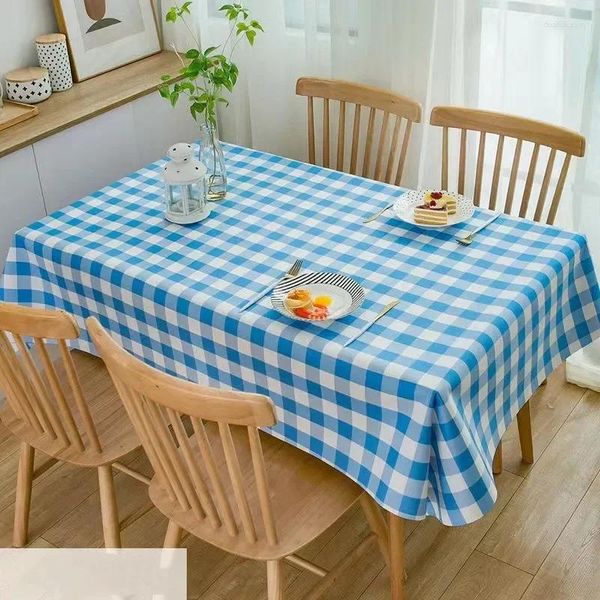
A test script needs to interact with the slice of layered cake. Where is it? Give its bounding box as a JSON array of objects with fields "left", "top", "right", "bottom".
[{"left": 414, "top": 202, "right": 448, "bottom": 225}]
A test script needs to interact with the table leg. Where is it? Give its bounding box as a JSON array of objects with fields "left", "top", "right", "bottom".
[
  {"left": 388, "top": 512, "right": 405, "bottom": 600},
  {"left": 493, "top": 440, "right": 503, "bottom": 475}
]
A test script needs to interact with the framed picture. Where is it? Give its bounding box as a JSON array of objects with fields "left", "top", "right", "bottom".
[{"left": 53, "top": 0, "right": 161, "bottom": 81}]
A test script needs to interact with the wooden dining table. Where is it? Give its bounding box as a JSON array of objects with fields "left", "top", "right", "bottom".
[{"left": 2, "top": 143, "right": 599, "bottom": 598}]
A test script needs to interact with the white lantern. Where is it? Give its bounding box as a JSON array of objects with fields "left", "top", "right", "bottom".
[{"left": 162, "top": 143, "right": 211, "bottom": 224}]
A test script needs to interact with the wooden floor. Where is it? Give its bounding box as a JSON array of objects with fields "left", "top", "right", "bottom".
[{"left": 0, "top": 364, "right": 599, "bottom": 599}]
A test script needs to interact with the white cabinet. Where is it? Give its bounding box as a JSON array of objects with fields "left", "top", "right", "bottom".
[
  {"left": 34, "top": 103, "right": 140, "bottom": 215},
  {"left": 0, "top": 147, "right": 46, "bottom": 268},
  {"left": 34, "top": 94, "right": 196, "bottom": 215},
  {"left": 0, "top": 92, "right": 198, "bottom": 269}
]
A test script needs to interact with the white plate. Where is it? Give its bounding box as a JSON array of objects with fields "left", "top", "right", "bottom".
[
  {"left": 271, "top": 272, "right": 364, "bottom": 323},
  {"left": 392, "top": 190, "right": 474, "bottom": 229}
]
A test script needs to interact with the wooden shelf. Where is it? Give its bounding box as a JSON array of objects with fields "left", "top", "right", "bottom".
[{"left": 0, "top": 51, "right": 183, "bottom": 158}]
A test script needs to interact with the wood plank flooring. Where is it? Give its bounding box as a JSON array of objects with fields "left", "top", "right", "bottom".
[{"left": 0, "top": 364, "right": 598, "bottom": 599}]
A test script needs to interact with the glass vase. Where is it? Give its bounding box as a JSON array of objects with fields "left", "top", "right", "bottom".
[{"left": 198, "top": 122, "right": 227, "bottom": 201}]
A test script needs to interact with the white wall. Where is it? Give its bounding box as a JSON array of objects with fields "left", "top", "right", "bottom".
[{"left": 0, "top": 0, "right": 57, "bottom": 79}]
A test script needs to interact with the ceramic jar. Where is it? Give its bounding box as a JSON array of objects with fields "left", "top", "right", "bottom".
[
  {"left": 35, "top": 33, "right": 73, "bottom": 92},
  {"left": 5, "top": 67, "right": 52, "bottom": 104}
]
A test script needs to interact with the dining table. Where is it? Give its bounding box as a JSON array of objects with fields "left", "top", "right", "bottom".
[{"left": 2, "top": 142, "right": 600, "bottom": 599}]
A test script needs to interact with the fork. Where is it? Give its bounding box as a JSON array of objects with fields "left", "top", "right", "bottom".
[
  {"left": 239, "top": 259, "right": 303, "bottom": 311},
  {"left": 455, "top": 213, "right": 501, "bottom": 246},
  {"left": 363, "top": 203, "right": 394, "bottom": 224}
]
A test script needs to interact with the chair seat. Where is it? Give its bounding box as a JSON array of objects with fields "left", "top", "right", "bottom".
[
  {"left": 149, "top": 424, "right": 363, "bottom": 560},
  {"left": 0, "top": 349, "right": 139, "bottom": 467}
]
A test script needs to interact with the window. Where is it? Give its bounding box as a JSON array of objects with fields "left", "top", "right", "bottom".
[
  {"left": 479, "top": 0, "right": 593, "bottom": 124},
  {"left": 207, "top": 0, "right": 226, "bottom": 18},
  {"left": 476, "top": 0, "right": 594, "bottom": 221},
  {"left": 283, "top": 0, "right": 331, "bottom": 33},
  {"left": 207, "top": 0, "right": 331, "bottom": 29},
  {"left": 481, "top": 0, "right": 592, "bottom": 20}
]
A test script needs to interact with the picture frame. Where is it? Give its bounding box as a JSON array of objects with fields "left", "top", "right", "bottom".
[{"left": 53, "top": 0, "right": 162, "bottom": 82}]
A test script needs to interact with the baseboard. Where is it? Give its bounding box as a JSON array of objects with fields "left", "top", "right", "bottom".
[{"left": 566, "top": 349, "right": 600, "bottom": 393}]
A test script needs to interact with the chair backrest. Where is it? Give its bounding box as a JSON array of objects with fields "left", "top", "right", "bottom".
[
  {"left": 87, "top": 317, "right": 280, "bottom": 547},
  {"left": 430, "top": 106, "right": 586, "bottom": 224},
  {"left": 0, "top": 303, "right": 102, "bottom": 455},
  {"left": 296, "top": 77, "right": 422, "bottom": 186}
]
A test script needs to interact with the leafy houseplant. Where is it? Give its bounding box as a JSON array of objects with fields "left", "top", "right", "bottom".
[{"left": 159, "top": 3, "right": 263, "bottom": 200}]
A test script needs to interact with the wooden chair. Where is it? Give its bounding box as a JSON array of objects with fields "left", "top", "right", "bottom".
[
  {"left": 296, "top": 77, "right": 422, "bottom": 186},
  {"left": 88, "top": 317, "right": 397, "bottom": 599},
  {"left": 429, "top": 106, "right": 585, "bottom": 224},
  {"left": 0, "top": 304, "right": 144, "bottom": 548},
  {"left": 430, "top": 106, "right": 586, "bottom": 473}
]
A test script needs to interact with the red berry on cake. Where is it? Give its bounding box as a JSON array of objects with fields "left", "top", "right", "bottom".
[{"left": 426, "top": 190, "right": 457, "bottom": 215}]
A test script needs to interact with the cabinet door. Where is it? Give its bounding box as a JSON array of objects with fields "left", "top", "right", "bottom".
[
  {"left": 132, "top": 92, "right": 196, "bottom": 166},
  {"left": 35, "top": 95, "right": 196, "bottom": 215},
  {"left": 34, "top": 103, "right": 140, "bottom": 215},
  {"left": 0, "top": 146, "right": 47, "bottom": 270}
]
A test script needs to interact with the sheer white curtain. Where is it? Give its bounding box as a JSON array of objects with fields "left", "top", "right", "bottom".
[
  {"left": 192, "top": 0, "right": 482, "bottom": 188},
  {"left": 187, "top": 0, "right": 600, "bottom": 387},
  {"left": 566, "top": 0, "right": 600, "bottom": 388}
]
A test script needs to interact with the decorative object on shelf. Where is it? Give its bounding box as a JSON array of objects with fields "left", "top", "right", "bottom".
[
  {"left": 162, "top": 142, "right": 210, "bottom": 224},
  {"left": 5, "top": 68, "right": 52, "bottom": 104},
  {"left": 52, "top": 0, "right": 161, "bottom": 82},
  {"left": 35, "top": 33, "right": 73, "bottom": 92},
  {"left": 83, "top": 0, "right": 121, "bottom": 31},
  {"left": 159, "top": 3, "right": 264, "bottom": 201},
  {"left": 0, "top": 101, "right": 39, "bottom": 132}
]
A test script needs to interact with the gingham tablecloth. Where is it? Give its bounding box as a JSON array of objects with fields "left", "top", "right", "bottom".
[{"left": 2, "top": 143, "right": 599, "bottom": 525}]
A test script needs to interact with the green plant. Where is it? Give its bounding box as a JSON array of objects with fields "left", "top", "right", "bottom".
[{"left": 159, "top": 2, "right": 263, "bottom": 128}]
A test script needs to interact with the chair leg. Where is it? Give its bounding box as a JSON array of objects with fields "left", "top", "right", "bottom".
[
  {"left": 388, "top": 514, "right": 405, "bottom": 600},
  {"left": 360, "top": 494, "right": 391, "bottom": 569},
  {"left": 266, "top": 560, "right": 284, "bottom": 600},
  {"left": 517, "top": 400, "right": 534, "bottom": 464},
  {"left": 97, "top": 465, "right": 121, "bottom": 548},
  {"left": 13, "top": 443, "right": 34, "bottom": 548},
  {"left": 164, "top": 520, "right": 182, "bottom": 548}
]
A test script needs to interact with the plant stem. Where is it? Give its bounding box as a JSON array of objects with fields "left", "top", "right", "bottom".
[
  {"left": 211, "top": 128, "right": 218, "bottom": 192},
  {"left": 229, "top": 35, "right": 244, "bottom": 60},
  {"left": 178, "top": 10, "right": 201, "bottom": 49},
  {"left": 222, "top": 20, "right": 237, "bottom": 55},
  {"left": 171, "top": 43, "right": 186, "bottom": 67},
  {"left": 201, "top": 120, "right": 219, "bottom": 195}
]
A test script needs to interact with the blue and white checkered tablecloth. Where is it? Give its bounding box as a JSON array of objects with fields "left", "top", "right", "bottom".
[{"left": 2, "top": 143, "right": 599, "bottom": 525}]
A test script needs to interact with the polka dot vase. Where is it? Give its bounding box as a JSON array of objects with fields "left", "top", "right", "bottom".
[
  {"left": 35, "top": 33, "right": 73, "bottom": 92},
  {"left": 5, "top": 67, "right": 52, "bottom": 104}
]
